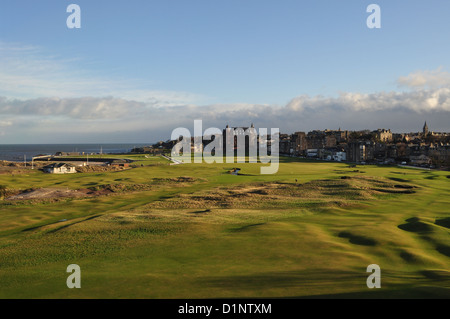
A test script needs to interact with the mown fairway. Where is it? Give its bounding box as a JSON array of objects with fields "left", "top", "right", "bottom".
[{"left": 0, "top": 156, "right": 449, "bottom": 298}]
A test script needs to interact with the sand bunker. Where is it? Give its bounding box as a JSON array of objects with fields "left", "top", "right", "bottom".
[
  {"left": 6, "top": 188, "right": 99, "bottom": 200},
  {"left": 7, "top": 188, "right": 87, "bottom": 200}
]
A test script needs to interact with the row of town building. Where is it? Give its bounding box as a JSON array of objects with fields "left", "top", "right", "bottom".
[
  {"left": 279, "top": 122, "right": 450, "bottom": 168},
  {"left": 136, "top": 122, "right": 450, "bottom": 169}
]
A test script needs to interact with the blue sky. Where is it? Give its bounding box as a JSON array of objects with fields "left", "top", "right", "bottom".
[{"left": 0, "top": 1, "right": 450, "bottom": 143}]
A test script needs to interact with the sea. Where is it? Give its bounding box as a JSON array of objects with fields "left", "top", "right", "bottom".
[{"left": 0, "top": 144, "right": 150, "bottom": 162}]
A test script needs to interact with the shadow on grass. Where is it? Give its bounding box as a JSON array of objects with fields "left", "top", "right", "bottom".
[
  {"left": 197, "top": 269, "right": 450, "bottom": 298},
  {"left": 190, "top": 209, "right": 211, "bottom": 215},
  {"left": 399, "top": 250, "right": 424, "bottom": 264},
  {"left": 338, "top": 231, "right": 378, "bottom": 246},
  {"left": 296, "top": 286, "right": 450, "bottom": 299},
  {"left": 388, "top": 177, "right": 410, "bottom": 183},
  {"left": 197, "top": 269, "right": 363, "bottom": 290},
  {"left": 436, "top": 244, "right": 450, "bottom": 258},
  {"left": 229, "top": 223, "right": 267, "bottom": 233},
  {"left": 435, "top": 217, "right": 450, "bottom": 229},
  {"left": 398, "top": 218, "right": 433, "bottom": 233}
]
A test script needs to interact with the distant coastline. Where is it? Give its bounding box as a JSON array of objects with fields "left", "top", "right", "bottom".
[{"left": 0, "top": 144, "right": 150, "bottom": 162}]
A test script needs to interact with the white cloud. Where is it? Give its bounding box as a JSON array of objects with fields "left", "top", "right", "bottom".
[
  {"left": 0, "top": 97, "right": 147, "bottom": 120},
  {"left": 286, "top": 88, "right": 450, "bottom": 113},
  {"left": 398, "top": 67, "right": 450, "bottom": 90}
]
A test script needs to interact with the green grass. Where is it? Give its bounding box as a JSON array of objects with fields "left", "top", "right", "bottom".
[{"left": 0, "top": 156, "right": 449, "bottom": 298}]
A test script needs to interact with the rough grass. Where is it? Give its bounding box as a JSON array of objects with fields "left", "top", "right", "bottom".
[{"left": 150, "top": 176, "right": 413, "bottom": 209}]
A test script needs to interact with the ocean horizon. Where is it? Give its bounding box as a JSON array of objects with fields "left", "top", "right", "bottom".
[{"left": 0, "top": 143, "right": 151, "bottom": 162}]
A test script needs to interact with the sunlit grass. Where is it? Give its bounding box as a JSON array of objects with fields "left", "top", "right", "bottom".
[{"left": 0, "top": 156, "right": 449, "bottom": 298}]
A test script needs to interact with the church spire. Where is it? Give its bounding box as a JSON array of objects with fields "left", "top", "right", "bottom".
[{"left": 423, "top": 121, "right": 429, "bottom": 135}]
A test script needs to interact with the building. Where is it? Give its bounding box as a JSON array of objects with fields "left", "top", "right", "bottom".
[
  {"left": 279, "top": 135, "right": 291, "bottom": 155},
  {"left": 325, "top": 135, "right": 337, "bottom": 147},
  {"left": 423, "top": 121, "right": 429, "bottom": 136},
  {"left": 334, "top": 129, "right": 350, "bottom": 143},
  {"left": 375, "top": 129, "right": 393, "bottom": 143},
  {"left": 306, "top": 149, "right": 319, "bottom": 158},
  {"left": 108, "top": 159, "right": 130, "bottom": 168},
  {"left": 43, "top": 163, "right": 77, "bottom": 174},
  {"left": 307, "top": 131, "right": 325, "bottom": 149},
  {"left": 333, "top": 152, "right": 347, "bottom": 162},
  {"left": 347, "top": 142, "right": 374, "bottom": 163},
  {"left": 291, "top": 132, "right": 307, "bottom": 155},
  {"left": 221, "top": 124, "right": 258, "bottom": 155},
  {"left": 410, "top": 154, "right": 431, "bottom": 166}
]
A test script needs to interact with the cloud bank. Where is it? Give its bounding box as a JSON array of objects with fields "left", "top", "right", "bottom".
[
  {"left": 0, "top": 41, "right": 448, "bottom": 143},
  {"left": 1, "top": 83, "right": 449, "bottom": 143}
]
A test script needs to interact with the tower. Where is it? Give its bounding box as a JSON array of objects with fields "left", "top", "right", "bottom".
[{"left": 423, "top": 121, "right": 429, "bottom": 136}]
